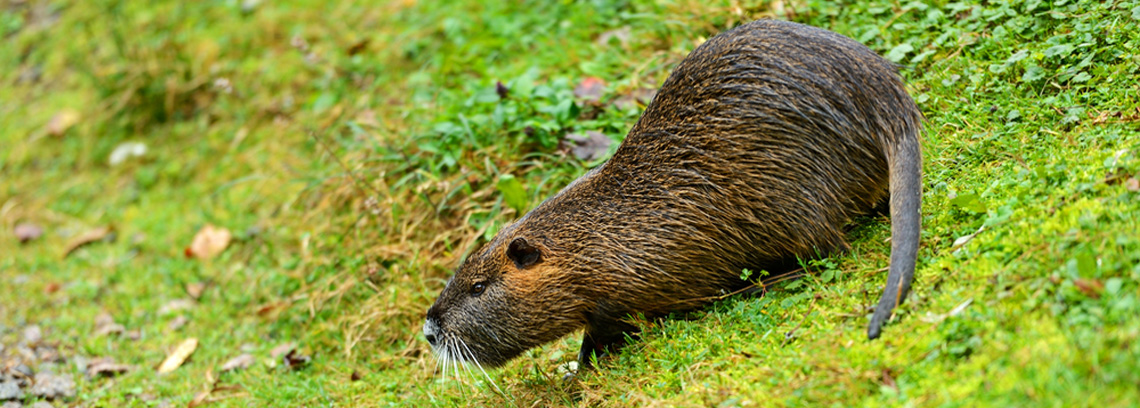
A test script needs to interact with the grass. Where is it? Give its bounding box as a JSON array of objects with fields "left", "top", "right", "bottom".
[{"left": 2, "top": 0, "right": 1139, "bottom": 406}]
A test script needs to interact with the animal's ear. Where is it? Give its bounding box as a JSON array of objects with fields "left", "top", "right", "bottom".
[{"left": 507, "top": 237, "right": 541, "bottom": 269}]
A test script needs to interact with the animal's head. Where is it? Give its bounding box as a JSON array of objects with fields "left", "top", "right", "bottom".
[{"left": 423, "top": 227, "right": 588, "bottom": 367}]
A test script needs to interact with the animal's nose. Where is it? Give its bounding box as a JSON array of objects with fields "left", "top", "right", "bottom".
[{"left": 423, "top": 318, "right": 440, "bottom": 347}]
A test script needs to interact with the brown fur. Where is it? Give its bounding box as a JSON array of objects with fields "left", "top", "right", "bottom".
[{"left": 424, "top": 19, "right": 923, "bottom": 369}]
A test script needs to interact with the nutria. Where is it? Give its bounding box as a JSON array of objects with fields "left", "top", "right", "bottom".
[{"left": 423, "top": 19, "right": 922, "bottom": 370}]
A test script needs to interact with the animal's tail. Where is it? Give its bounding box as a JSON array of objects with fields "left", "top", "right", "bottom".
[{"left": 868, "top": 123, "right": 922, "bottom": 340}]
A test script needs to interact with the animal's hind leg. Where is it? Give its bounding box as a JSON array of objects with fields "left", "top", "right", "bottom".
[
  {"left": 576, "top": 322, "right": 639, "bottom": 371},
  {"left": 741, "top": 239, "right": 850, "bottom": 295}
]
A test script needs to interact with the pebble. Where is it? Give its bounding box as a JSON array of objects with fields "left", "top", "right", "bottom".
[
  {"left": 0, "top": 381, "right": 23, "bottom": 401},
  {"left": 29, "top": 373, "right": 75, "bottom": 400},
  {"left": 22, "top": 327, "right": 42, "bottom": 346}
]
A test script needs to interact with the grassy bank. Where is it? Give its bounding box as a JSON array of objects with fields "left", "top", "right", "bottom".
[{"left": 2, "top": 0, "right": 1139, "bottom": 406}]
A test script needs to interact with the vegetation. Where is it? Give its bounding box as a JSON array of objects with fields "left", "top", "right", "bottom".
[{"left": 2, "top": 0, "right": 1138, "bottom": 406}]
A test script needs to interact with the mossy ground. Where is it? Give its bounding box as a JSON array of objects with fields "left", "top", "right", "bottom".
[{"left": 2, "top": 0, "right": 1139, "bottom": 406}]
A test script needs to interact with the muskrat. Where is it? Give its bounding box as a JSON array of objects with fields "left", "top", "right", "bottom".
[{"left": 423, "top": 19, "right": 922, "bottom": 370}]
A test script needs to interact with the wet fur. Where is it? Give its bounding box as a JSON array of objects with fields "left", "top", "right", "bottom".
[{"left": 425, "top": 19, "right": 922, "bottom": 368}]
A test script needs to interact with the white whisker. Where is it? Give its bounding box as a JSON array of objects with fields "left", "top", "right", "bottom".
[
  {"left": 441, "top": 338, "right": 451, "bottom": 385},
  {"left": 451, "top": 338, "right": 467, "bottom": 398},
  {"left": 459, "top": 338, "right": 502, "bottom": 393}
]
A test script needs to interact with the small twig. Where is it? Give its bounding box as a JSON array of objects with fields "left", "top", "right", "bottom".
[{"left": 781, "top": 295, "right": 818, "bottom": 346}]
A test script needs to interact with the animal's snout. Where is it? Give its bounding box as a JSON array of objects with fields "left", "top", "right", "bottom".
[{"left": 423, "top": 317, "right": 440, "bottom": 347}]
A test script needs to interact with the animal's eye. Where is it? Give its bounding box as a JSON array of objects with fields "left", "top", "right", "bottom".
[{"left": 470, "top": 282, "right": 486, "bottom": 296}]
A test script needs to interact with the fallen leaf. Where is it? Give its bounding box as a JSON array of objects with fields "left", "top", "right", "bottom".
[
  {"left": 189, "top": 390, "right": 211, "bottom": 408},
  {"left": 1074, "top": 278, "right": 1104, "bottom": 299},
  {"left": 86, "top": 357, "right": 130, "bottom": 378},
  {"left": 62, "top": 226, "right": 113, "bottom": 258},
  {"left": 1127, "top": 178, "right": 1139, "bottom": 192},
  {"left": 350, "top": 370, "right": 363, "bottom": 381},
  {"left": 188, "top": 384, "right": 245, "bottom": 408},
  {"left": 36, "top": 345, "right": 63, "bottom": 363},
  {"left": 345, "top": 38, "right": 370, "bottom": 56},
  {"left": 187, "top": 225, "right": 232, "bottom": 260},
  {"left": 93, "top": 313, "right": 125, "bottom": 337},
  {"left": 269, "top": 343, "right": 296, "bottom": 359},
  {"left": 219, "top": 354, "right": 254, "bottom": 372},
  {"left": 158, "top": 299, "right": 196, "bottom": 315},
  {"left": 881, "top": 369, "right": 898, "bottom": 391},
  {"left": 46, "top": 109, "right": 80, "bottom": 137},
  {"left": 282, "top": 349, "right": 311, "bottom": 371},
  {"left": 157, "top": 338, "right": 198, "bottom": 374},
  {"left": 43, "top": 282, "right": 62, "bottom": 294},
  {"left": 186, "top": 282, "right": 207, "bottom": 300},
  {"left": 561, "top": 131, "right": 613, "bottom": 161},
  {"left": 573, "top": 77, "right": 606, "bottom": 103},
  {"left": 167, "top": 315, "right": 189, "bottom": 331},
  {"left": 14, "top": 222, "right": 43, "bottom": 243},
  {"left": 255, "top": 301, "right": 289, "bottom": 319}
]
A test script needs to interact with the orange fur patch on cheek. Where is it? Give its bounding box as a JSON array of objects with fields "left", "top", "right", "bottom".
[{"left": 502, "top": 264, "right": 554, "bottom": 298}]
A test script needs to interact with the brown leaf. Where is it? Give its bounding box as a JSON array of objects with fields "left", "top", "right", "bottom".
[
  {"left": 188, "top": 390, "right": 211, "bottom": 408},
  {"left": 188, "top": 384, "right": 245, "bottom": 408},
  {"left": 87, "top": 357, "right": 130, "bottom": 378},
  {"left": 187, "top": 224, "right": 232, "bottom": 260},
  {"left": 15, "top": 222, "right": 44, "bottom": 243},
  {"left": 1074, "top": 278, "right": 1104, "bottom": 298},
  {"left": 186, "top": 282, "right": 208, "bottom": 300},
  {"left": 62, "top": 226, "right": 113, "bottom": 258},
  {"left": 282, "top": 349, "right": 311, "bottom": 371},
  {"left": 346, "top": 38, "right": 370, "bottom": 56},
  {"left": 43, "top": 282, "right": 62, "bottom": 294},
  {"left": 254, "top": 301, "right": 289, "bottom": 319},
  {"left": 269, "top": 343, "right": 296, "bottom": 359},
  {"left": 219, "top": 354, "right": 254, "bottom": 372},
  {"left": 573, "top": 77, "right": 606, "bottom": 103},
  {"left": 561, "top": 131, "right": 613, "bottom": 161},
  {"left": 46, "top": 109, "right": 80, "bottom": 137},
  {"left": 1126, "top": 178, "right": 1139, "bottom": 192},
  {"left": 157, "top": 338, "right": 199, "bottom": 374},
  {"left": 881, "top": 369, "right": 898, "bottom": 391},
  {"left": 93, "top": 313, "right": 125, "bottom": 337},
  {"left": 350, "top": 370, "right": 363, "bottom": 381}
]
